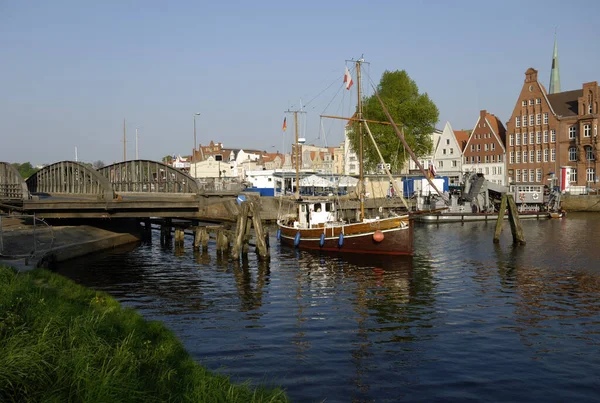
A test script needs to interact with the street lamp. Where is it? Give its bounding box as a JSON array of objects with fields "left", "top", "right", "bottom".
[{"left": 193, "top": 112, "right": 201, "bottom": 178}]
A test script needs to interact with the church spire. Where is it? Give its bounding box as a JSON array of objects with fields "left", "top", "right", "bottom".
[{"left": 549, "top": 33, "right": 561, "bottom": 94}]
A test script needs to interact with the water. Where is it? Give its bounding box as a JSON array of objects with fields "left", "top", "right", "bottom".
[{"left": 57, "top": 213, "right": 600, "bottom": 402}]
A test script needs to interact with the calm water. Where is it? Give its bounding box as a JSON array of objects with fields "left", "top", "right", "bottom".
[{"left": 57, "top": 213, "right": 600, "bottom": 402}]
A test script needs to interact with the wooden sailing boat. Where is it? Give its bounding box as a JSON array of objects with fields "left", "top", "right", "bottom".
[{"left": 276, "top": 59, "right": 414, "bottom": 255}]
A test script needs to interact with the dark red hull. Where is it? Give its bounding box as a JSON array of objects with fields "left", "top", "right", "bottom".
[{"left": 277, "top": 216, "right": 413, "bottom": 255}]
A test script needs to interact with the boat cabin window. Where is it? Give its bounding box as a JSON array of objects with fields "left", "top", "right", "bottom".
[
  {"left": 315, "top": 203, "right": 322, "bottom": 212},
  {"left": 325, "top": 202, "right": 333, "bottom": 212},
  {"left": 301, "top": 205, "right": 306, "bottom": 212}
]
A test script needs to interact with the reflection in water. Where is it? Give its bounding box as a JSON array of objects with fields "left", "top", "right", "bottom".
[{"left": 56, "top": 216, "right": 600, "bottom": 402}]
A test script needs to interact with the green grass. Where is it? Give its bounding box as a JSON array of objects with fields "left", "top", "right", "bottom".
[{"left": 0, "top": 265, "right": 289, "bottom": 403}]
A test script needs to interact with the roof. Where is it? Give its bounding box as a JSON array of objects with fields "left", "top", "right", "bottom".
[
  {"left": 453, "top": 130, "right": 470, "bottom": 151},
  {"left": 485, "top": 113, "right": 506, "bottom": 143},
  {"left": 547, "top": 89, "right": 582, "bottom": 117}
]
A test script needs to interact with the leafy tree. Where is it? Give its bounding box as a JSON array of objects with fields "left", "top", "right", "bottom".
[
  {"left": 11, "top": 162, "right": 39, "bottom": 179},
  {"left": 92, "top": 160, "right": 105, "bottom": 169},
  {"left": 162, "top": 155, "right": 173, "bottom": 164},
  {"left": 346, "top": 70, "right": 439, "bottom": 172}
]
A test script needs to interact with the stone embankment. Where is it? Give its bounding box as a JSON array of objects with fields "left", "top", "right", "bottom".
[
  {"left": 562, "top": 194, "right": 600, "bottom": 212},
  {"left": 0, "top": 217, "right": 141, "bottom": 272}
]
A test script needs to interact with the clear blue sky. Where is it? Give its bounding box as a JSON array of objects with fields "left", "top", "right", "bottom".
[{"left": 1, "top": 0, "right": 599, "bottom": 166}]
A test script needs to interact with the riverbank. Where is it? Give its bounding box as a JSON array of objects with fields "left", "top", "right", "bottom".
[{"left": 0, "top": 265, "right": 288, "bottom": 402}]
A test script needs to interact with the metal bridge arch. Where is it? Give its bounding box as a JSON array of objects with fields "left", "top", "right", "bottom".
[
  {"left": 26, "top": 161, "right": 115, "bottom": 200},
  {"left": 98, "top": 160, "right": 199, "bottom": 193},
  {"left": 0, "top": 162, "right": 30, "bottom": 200}
]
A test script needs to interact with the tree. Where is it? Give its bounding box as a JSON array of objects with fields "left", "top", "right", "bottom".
[
  {"left": 162, "top": 155, "right": 173, "bottom": 164},
  {"left": 346, "top": 70, "right": 439, "bottom": 173},
  {"left": 11, "top": 162, "right": 39, "bottom": 179},
  {"left": 92, "top": 160, "right": 105, "bottom": 169}
]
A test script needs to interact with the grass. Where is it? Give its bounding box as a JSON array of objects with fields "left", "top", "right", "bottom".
[{"left": 0, "top": 265, "right": 289, "bottom": 403}]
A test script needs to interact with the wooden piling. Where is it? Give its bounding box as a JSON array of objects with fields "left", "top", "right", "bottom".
[
  {"left": 250, "top": 202, "right": 269, "bottom": 260},
  {"left": 193, "top": 228, "right": 201, "bottom": 250},
  {"left": 232, "top": 202, "right": 250, "bottom": 259},
  {"left": 506, "top": 194, "right": 526, "bottom": 245},
  {"left": 174, "top": 228, "right": 185, "bottom": 247},
  {"left": 493, "top": 195, "right": 508, "bottom": 243},
  {"left": 216, "top": 229, "right": 229, "bottom": 254},
  {"left": 200, "top": 227, "right": 209, "bottom": 252}
]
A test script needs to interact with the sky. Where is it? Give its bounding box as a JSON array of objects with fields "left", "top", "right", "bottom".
[{"left": 1, "top": 0, "right": 599, "bottom": 167}]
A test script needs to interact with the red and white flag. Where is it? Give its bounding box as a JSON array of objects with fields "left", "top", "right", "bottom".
[{"left": 344, "top": 66, "right": 353, "bottom": 90}]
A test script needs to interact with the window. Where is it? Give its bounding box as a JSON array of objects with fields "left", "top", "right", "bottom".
[
  {"left": 443, "top": 149, "right": 446, "bottom": 154},
  {"left": 491, "top": 143, "right": 495, "bottom": 151},
  {"left": 589, "top": 104, "right": 593, "bottom": 114},
  {"left": 523, "top": 170, "right": 528, "bottom": 182},
  {"left": 530, "top": 152, "right": 534, "bottom": 163},
  {"left": 536, "top": 98, "right": 541, "bottom": 104},
  {"left": 485, "top": 167, "right": 489, "bottom": 175},
  {"left": 530, "top": 133, "right": 535, "bottom": 144},
  {"left": 536, "top": 150, "right": 541, "bottom": 162},
  {"left": 569, "top": 126, "right": 576, "bottom": 139},
  {"left": 477, "top": 144, "right": 481, "bottom": 151},
  {"left": 587, "top": 168, "right": 595, "bottom": 183},
  {"left": 586, "top": 146, "right": 595, "bottom": 161},
  {"left": 544, "top": 130, "right": 549, "bottom": 143},
  {"left": 544, "top": 112, "right": 548, "bottom": 124},
  {"left": 498, "top": 166, "right": 502, "bottom": 175},
  {"left": 491, "top": 155, "right": 495, "bottom": 162},
  {"left": 536, "top": 169, "right": 542, "bottom": 182},
  {"left": 510, "top": 151, "right": 515, "bottom": 164},
  {"left": 523, "top": 151, "right": 528, "bottom": 163},
  {"left": 509, "top": 134, "right": 514, "bottom": 146},
  {"left": 452, "top": 160, "right": 457, "bottom": 167},
  {"left": 516, "top": 152, "right": 521, "bottom": 163},
  {"left": 536, "top": 131, "right": 541, "bottom": 144},
  {"left": 530, "top": 169, "right": 535, "bottom": 182},
  {"left": 551, "top": 148, "right": 556, "bottom": 161},
  {"left": 477, "top": 156, "right": 481, "bottom": 163},
  {"left": 530, "top": 115, "right": 534, "bottom": 126},
  {"left": 446, "top": 139, "right": 450, "bottom": 145},
  {"left": 516, "top": 169, "right": 521, "bottom": 182},
  {"left": 516, "top": 133, "right": 521, "bottom": 145},
  {"left": 522, "top": 100, "right": 527, "bottom": 106},
  {"left": 536, "top": 113, "right": 541, "bottom": 125},
  {"left": 523, "top": 115, "right": 527, "bottom": 127},
  {"left": 584, "top": 124, "right": 591, "bottom": 137},
  {"left": 498, "top": 154, "right": 503, "bottom": 162},
  {"left": 464, "top": 157, "right": 469, "bottom": 164},
  {"left": 551, "top": 129, "right": 556, "bottom": 142},
  {"left": 493, "top": 167, "right": 497, "bottom": 175},
  {"left": 523, "top": 134, "right": 528, "bottom": 145},
  {"left": 450, "top": 148, "right": 454, "bottom": 154},
  {"left": 485, "top": 155, "right": 489, "bottom": 163},
  {"left": 529, "top": 99, "right": 534, "bottom": 105},
  {"left": 569, "top": 147, "right": 577, "bottom": 161},
  {"left": 471, "top": 144, "right": 474, "bottom": 151},
  {"left": 439, "top": 160, "right": 444, "bottom": 167},
  {"left": 484, "top": 144, "right": 489, "bottom": 151},
  {"left": 570, "top": 168, "right": 577, "bottom": 183},
  {"left": 544, "top": 149, "right": 549, "bottom": 162}
]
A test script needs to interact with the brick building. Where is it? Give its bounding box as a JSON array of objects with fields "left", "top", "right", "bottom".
[
  {"left": 462, "top": 110, "right": 507, "bottom": 185},
  {"left": 506, "top": 68, "right": 599, "bottom": 189}
]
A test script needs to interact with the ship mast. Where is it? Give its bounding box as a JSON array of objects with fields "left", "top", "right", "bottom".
[
  {"left": 356, "top": 59, "right": 365, "bottom": 221},
  {"left": 285, "top": 108, "right": 306, "bottom": 199}
]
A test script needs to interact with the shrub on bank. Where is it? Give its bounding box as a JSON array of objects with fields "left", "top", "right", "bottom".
[{"left": 0, "top": 265, "right": 288, "bottom": 403}]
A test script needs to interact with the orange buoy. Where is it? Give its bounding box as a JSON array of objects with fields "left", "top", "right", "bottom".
[{"left": 373, "top": 230, "right": 384, "bottom": 242}]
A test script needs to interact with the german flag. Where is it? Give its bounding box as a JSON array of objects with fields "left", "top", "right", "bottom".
[{"left": 282, "top": 117, "right": 287, "bottom": 131}]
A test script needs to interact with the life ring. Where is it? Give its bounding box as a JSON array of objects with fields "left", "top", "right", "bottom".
[
  {"left": 519, "top": 192, "right": 525, "bottom": 201},
  {"left": 532, "top": 193, "right": 539, "bottom": 200}
]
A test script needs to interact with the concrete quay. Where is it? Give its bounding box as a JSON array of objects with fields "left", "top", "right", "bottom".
[{"left": 0, "top": 217, "right": 142, "bottom": 272}]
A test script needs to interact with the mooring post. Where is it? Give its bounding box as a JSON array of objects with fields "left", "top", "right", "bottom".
[
  {"left": 174, "top": 228, "right": 184, "bottom": 247},
  {"left": 232, "top": 202, "right": 250, "bottom": 259},
  {"left": 216, "top": 228, "right": 229, "bottom": 254},
  {"left": 201, "top": 227, "right": 209, "bottom": 252},
  {"left": 193, "top": 227, "right": 201, "bottom": 250},
  {"left": 493, "top": 194, "right": 508, "bottom": 243},
  {"left": 250, "top": 202, "right": 269, "bottom": 260},
  {"left": 506, "top": 194, "right": 526, "bottom": 245}
]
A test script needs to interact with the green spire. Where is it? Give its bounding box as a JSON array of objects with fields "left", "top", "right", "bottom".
[{"left": 549, "top": 34, "right": 561, "bottom": 94}]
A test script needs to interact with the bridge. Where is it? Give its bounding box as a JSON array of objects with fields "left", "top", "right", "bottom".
[{"left": 0, "top": 160, "right": 245, "bottom": 220}]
